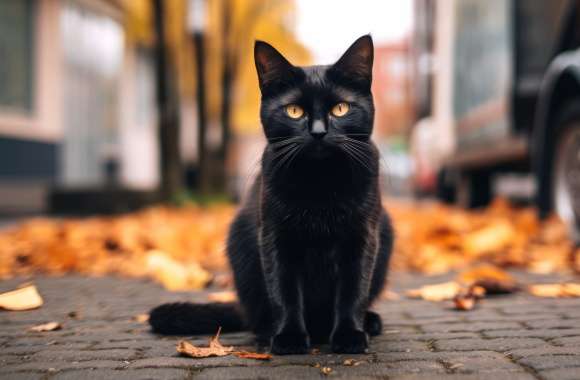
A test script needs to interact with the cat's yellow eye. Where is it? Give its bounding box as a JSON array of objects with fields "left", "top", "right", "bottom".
[
  {"left": 331, "top": 102, "right": 350, "bottom": 117},
  {"left": 285, "top": 104, "right": 304, "bottom": 119}
]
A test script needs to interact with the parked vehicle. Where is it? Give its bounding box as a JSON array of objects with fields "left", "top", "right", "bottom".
[{"left": 412, "top": 0, "right": 580, "bottom": 241}]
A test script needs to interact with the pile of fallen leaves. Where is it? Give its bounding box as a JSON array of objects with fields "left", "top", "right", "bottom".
[
  {"left": 0, "top": 205, "right": 234, "bottom": 290},
  {"left": 0, "top": 198, "right": 578, "bottom": 291},
  {"left": 390, "top": 198, "right": 579, "bottom": 275}
]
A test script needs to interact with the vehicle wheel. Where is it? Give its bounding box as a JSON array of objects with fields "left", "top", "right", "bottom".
[
  {"left": 436, "top": 168, "right": 456, "bottom": 204},
  {"left": 552, "top": 108, "right": 580, "bottom": 242},
  {"left": 456, "top": 169, "right": 492, "bottom": 209}
]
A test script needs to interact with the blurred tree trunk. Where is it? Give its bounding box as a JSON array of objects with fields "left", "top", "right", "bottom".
[
  {"left": 193, "top": 29, "right": 210, "bottom": 195},
  {"left": 152, "top": 0, "right": 182, "bottom": 201},
  {"left": 216, "top": 0, "right": 233, "bottom": 193}
]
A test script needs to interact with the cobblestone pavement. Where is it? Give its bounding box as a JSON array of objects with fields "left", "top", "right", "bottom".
[{"left": 1, "top": 271, "right": 579, "bottom": 380}]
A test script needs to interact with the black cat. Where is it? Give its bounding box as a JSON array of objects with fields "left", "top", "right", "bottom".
[{"left": 149, "top": 35, "right": 393, "bottom": 355}]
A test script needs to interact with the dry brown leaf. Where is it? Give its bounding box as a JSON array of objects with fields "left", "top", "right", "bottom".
[
  {"left": 29, "top": 322, "right": 61, "bottom": 332},
  {"left": 529, "top": 283, "right": 580, "bottom": 298},
  {"left": 457, "top": 265, "right": 518, "bottom": 294},
  {"left": 0, "top": 284, "right": 43, "bottom": 311},
  {"left": 207, "top": 291, "right": 237, "bottom": 303},
  {"left": 133, "top": 314, "right": 149, "bottom": 323},
  {"left": 233, "top": 351, "right": 272, "bottom": 360},
  {"left": 406, "top": 282, "right": 462, "bottom": 301},
  {"left": 146, "top": 250, "right": 212, "bottom": 291},
  {"left": 454, "top": 296, "right": 476, "bottom": 311},
  {"left": 343, "top": 358, "right": 363, "bottom": 366},
  {"left": 176, "top": 328, "right": 233, "bottom": 358},
  {"left": 321, "top": 367, "right": 333, "bottom": 375},
  {"left": 453, "top": 285, "right": 485, "bottom": 311}
]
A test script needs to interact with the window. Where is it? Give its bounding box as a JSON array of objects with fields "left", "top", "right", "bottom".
[{"left": 0, "top": 0, "right": 36, "bottom": 113}]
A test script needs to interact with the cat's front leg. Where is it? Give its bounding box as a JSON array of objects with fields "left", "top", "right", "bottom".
[
  {"left": 260, "top": 227, "right": 310, "bottom": 354},
  {"left": 331, "top": 231, "right": 378, "bottom": 353}
]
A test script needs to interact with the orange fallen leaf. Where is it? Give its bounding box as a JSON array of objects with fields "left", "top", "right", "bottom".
[
  {"left": 453, "top": 285, "right": 485, "bottom": 311},
  {"left": 177, "top": 327, "right": 233, "bottom": 358},
  {"left": 0, "top": 284, "right": 43, "bottom": 311},
  {"left": 207, "top": 291, "right": 237, "bottom": 303},
  {"left": 29, "top": 322, "right": 61, "bottom": 332},
  {"left": 133, "top": 314, "right": 149, "bottom": 323},
  {"left": 528, "top": 283, "right": 580, "bottom": 298},
  {"left": 457, "top": 265, "right": 518, "bottom": 294},
  {"left": 233, "top": 351, "right": 272, "bottom": 360},
  {"left": 343, "top": 358, "right": 363, "bottom": 366},
  {"left": 321, "top": 367, "right": 333, "bottom": 375},
  {"left": 406, "top": 282, "right": 462, "bottom": 301},
  {"left": 146, "top": 250, "right": 212, "bottom": 291}
]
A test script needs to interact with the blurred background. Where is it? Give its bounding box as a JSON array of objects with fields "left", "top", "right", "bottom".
[{"left": 0, "top": 0, "right": 579, "bottom": 288}]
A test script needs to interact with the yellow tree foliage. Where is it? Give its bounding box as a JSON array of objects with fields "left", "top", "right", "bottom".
[
  {"left": 122, "top": 0, "right": 311, "bottom": 134},
  {"left": 205, "top": 0, "right": 311, "bottom": 133}
]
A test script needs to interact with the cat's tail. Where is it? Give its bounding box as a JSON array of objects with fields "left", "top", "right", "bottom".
[{"left": 148, "top": 302, "right": 245, "bottom": 335}]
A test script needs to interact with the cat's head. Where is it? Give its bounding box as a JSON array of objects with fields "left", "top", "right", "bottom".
[{"left": 254, "top": 35, "right": 375, "bottom": 169}]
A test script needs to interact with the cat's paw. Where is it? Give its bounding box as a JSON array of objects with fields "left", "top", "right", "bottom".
[
  {"left": 331, "top": 328, "right": 368, "bottom": 354},
  {"left": 271, "top": 332, "right": 310, "bottom": 355},
  {"left": 364, "top": 311, "right": 383, "bottom": 336}
]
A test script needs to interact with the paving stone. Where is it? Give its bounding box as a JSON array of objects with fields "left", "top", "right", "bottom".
[
  {"left": 375, "top": 332, "right": 480, "bottom": 342},
  {"left": 32, "top": 348, "right": 138, "bottom": 362},
  {"left": 194, "top": 365, "right": 321, "bottom": 380},
  {"left": 524, "top": 319, "right": 580, "bottom": 330},
  {"left": 0, "top": 360, "right": 127, "bottom": 373},
  {"left": 421, "top": 322, "right": 522, "bottom": 333},
  {"left": 370, "top": 339, "right": 431, "bottom": 352},
  {"left": 510, "top": 346, "right": 580, "bottom": 359},
  {"left": 128, "top": 356, "right": 263, "bottom": 369},
  {"left": 390, "top": 374, "right": 537, "bottom": 380},
  {"left": 434, "top": 338, "right": 548, "bottom": 352},
  {"left": 539, "top": 368, "right": 580, "bottom": 380},
  {"left": 53, "top": 368, "right": 189, "bottom": 380},
  {"left": 483, "top": 329, "right": 580, "bottom": 339},
  {"left": 553, "top": 336, "right": 580, "bottom": 347},
  {"left": 330, "top": 360, "right": 446, "bottom": 377},
  {"left": 517, "top": 355, "right": 580, "bottom": 371},
  {"left": 0, "top": 373, "right": 45, "bottom": 380},
  {"left": 2, "top": 274, "right": 579, "bottom": 379},
  {"left": 442, "top": 355, "right": 526, "bottom": 373},
  {"left": 376, "top": 350, "right": 510, "bottom": 362}
]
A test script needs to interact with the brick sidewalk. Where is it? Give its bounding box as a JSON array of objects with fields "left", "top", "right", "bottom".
[{"left": 1, "top": 272, "right": 579, "bottom": 380}]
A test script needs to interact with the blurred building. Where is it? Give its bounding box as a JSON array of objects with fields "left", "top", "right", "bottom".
[
  {"left": 372, "top": 42, "right": 414, "bottom": 139},
  {"left": 0, "top": 0, "right": 180, "bottom": 214}
]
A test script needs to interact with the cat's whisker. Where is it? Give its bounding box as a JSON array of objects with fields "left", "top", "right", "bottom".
[
  {"left": 341, "top": 143, "right": 372, "bottom": 172},
  {"left": 271, "top": 144, "right": 301, "bottom": 174}
]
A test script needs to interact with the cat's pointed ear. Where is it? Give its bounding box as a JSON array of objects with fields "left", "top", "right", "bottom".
[
  {"left": 254, "top": 40, "right": 294, "bottom": 93},
  {"left": 331, "top": 35, "right": 374, "bottom": 91}
]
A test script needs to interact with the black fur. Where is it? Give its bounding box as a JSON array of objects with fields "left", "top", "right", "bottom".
[{"left": 149, "top": 35, "right": 393, "bottom": 355}]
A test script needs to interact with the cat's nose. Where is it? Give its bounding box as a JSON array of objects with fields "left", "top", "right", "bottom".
[{"left": 310, "top": 120, "right": 327, "bottom": 139}]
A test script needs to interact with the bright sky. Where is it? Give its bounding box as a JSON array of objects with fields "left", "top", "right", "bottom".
[{"left": 295, "top": 0, "right": 413, "bottom": 64}]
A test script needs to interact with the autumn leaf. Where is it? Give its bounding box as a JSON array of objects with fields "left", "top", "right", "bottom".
[
  {"left": 207, "top": 291, "right": 237, "bottom": 303},
  {"left": 177, "top": 327, "right": 234, "bottom": 358},
  {"left": 0, "top": 284, "right": 43, "bottom": 311},
  {"left": 453, "top": 285, "right": 486, "bottom": 311},
  {"left": 457, "top": 265, "right": 518, "bottom": 294},
  {"left": 406, "top": 282, "right": 462, "bottom": 301},
  {"left": 133, "top": 314, "right": 149, "bottom": 323},
  {"left": 528, "top": 283, "right": 580, "bottom": 298},
  {"left": 321, "top": 367, "right": 333, "bottom": 375},
  {"left": 233, "top": 351, "right": 272, "bottom": 360},
  {"left": 343, "top": 358, "right": 363, "bottom": 366},
  {"left": 29, "top": 322, "right": 61, "bottom": 332},
  {"left": 146, "top": 250, "right": 212, "bottom": 291}
]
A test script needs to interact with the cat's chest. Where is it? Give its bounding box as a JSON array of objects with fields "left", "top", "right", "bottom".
[{"left": 277, "top": 202, "right": 362, "bottom": 237}]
